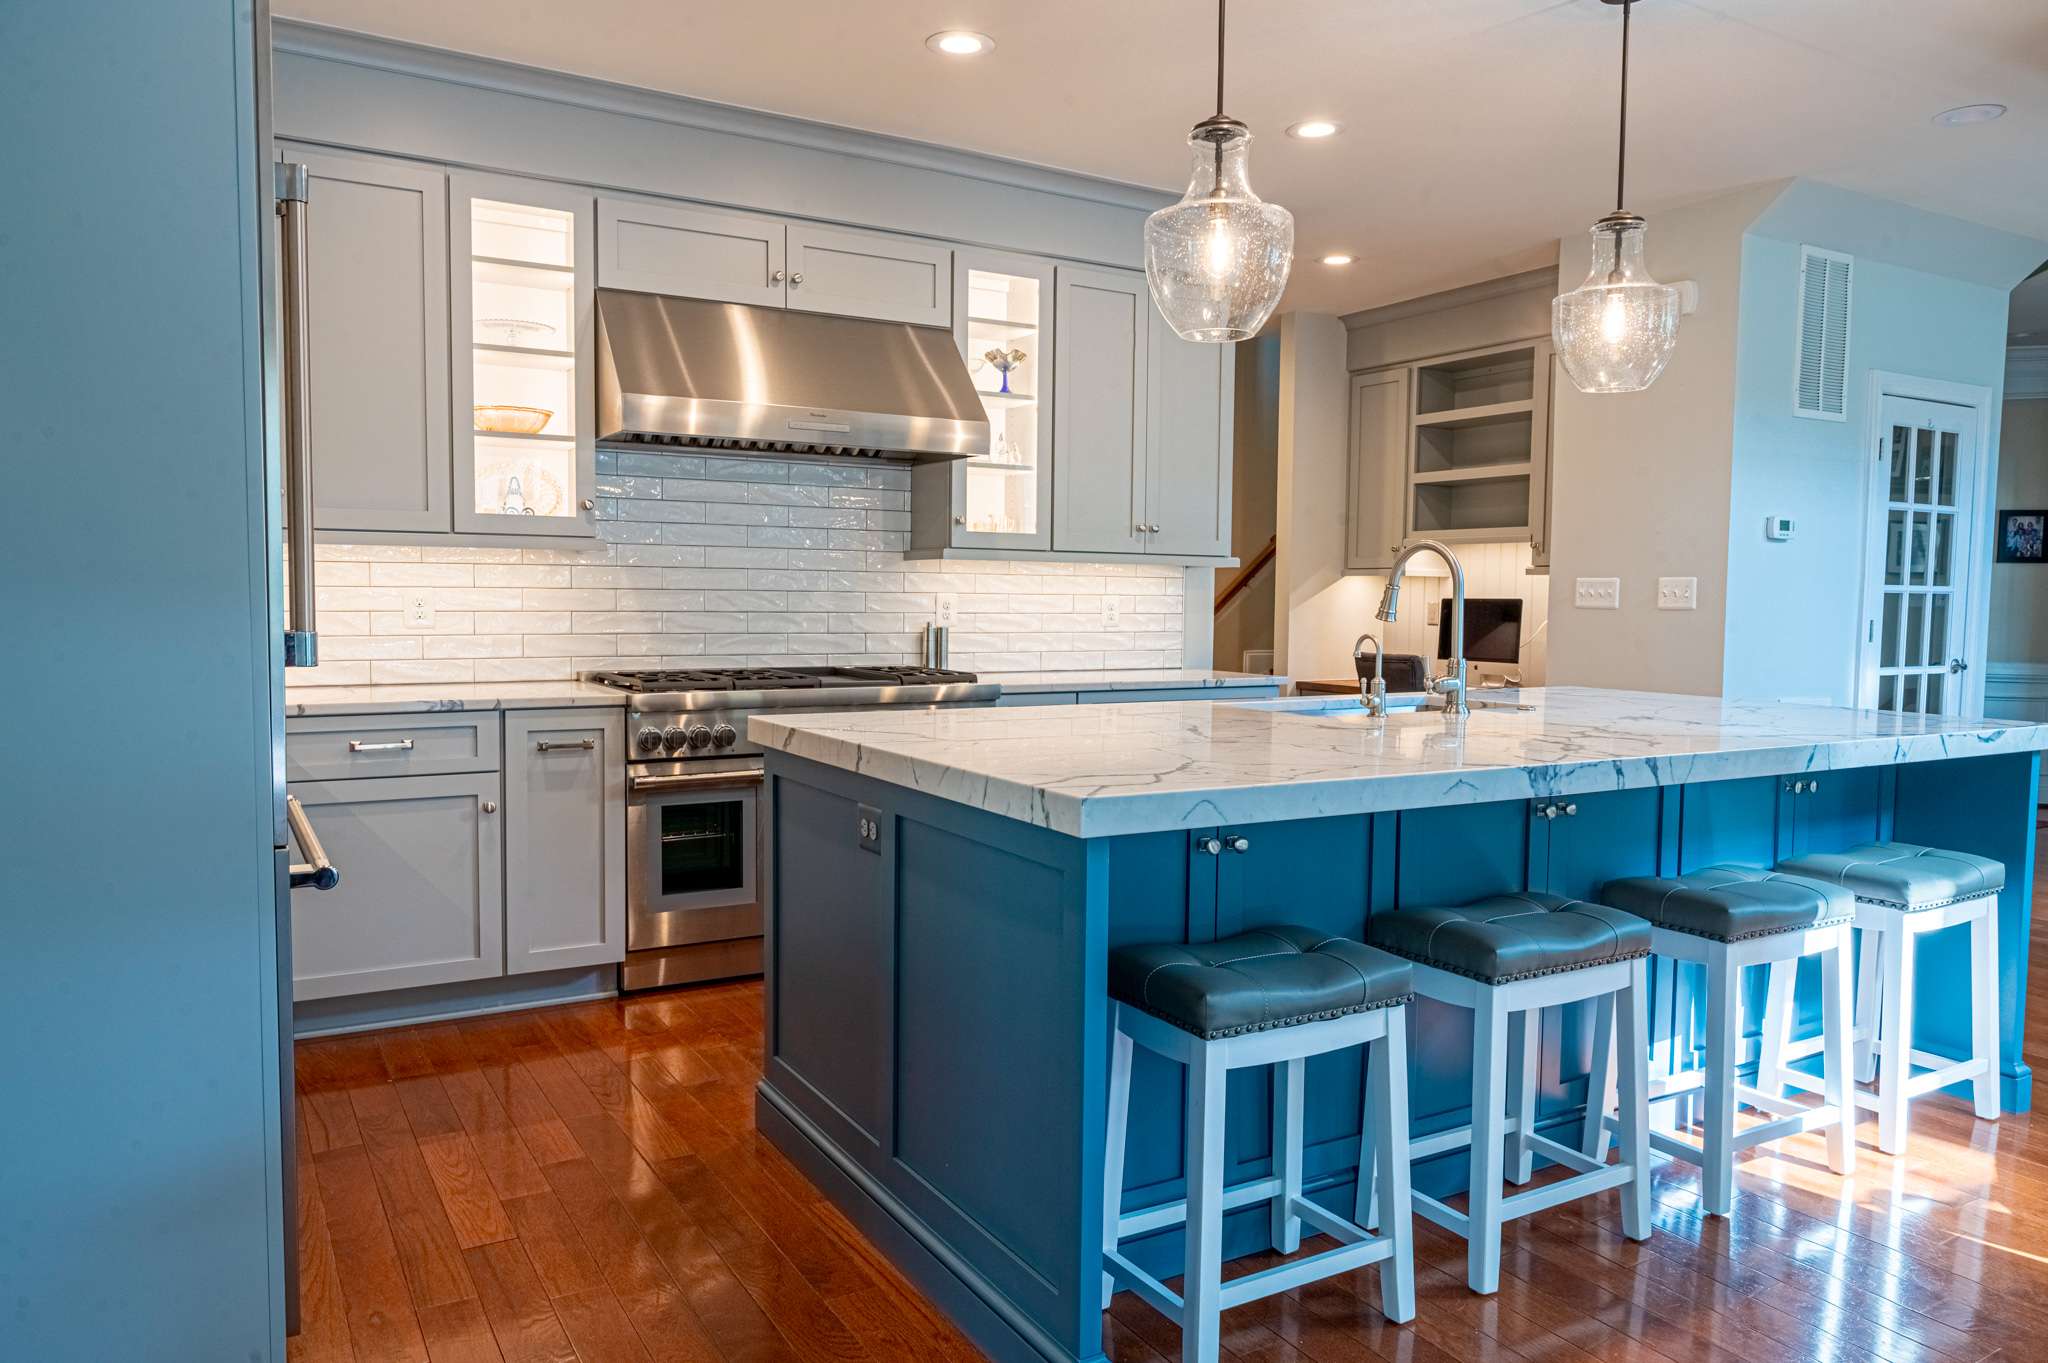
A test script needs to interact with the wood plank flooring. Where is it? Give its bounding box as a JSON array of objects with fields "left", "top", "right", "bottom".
[{"left": 295, "top": 849, "right": 2048, "bottom": 1363}]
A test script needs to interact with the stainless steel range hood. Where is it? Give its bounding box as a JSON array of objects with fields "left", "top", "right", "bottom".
[{"left": 596, "top": 289, "right": 989, "bottom": 462}]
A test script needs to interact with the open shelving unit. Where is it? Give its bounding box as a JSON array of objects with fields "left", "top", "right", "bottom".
[{"left": 1407, "top": 345, "right": 1542, "bottom": 542}]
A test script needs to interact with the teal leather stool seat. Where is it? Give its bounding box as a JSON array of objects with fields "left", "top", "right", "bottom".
[
  {"left": 1364, "top": 892, "right": 1649, "bottom": 982},
  {"left": 1600, "top": 866, "right": 1854, "bottom": 942},
  {"left": 1771, "top": 840, "right": 2006, "bottom": 1153},
  {"left": 1109, "top": 926, "right": 1413, "bottom": 1039}
]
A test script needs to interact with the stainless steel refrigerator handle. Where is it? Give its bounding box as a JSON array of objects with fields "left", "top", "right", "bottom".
[
  {"left": 285, "top": 795, "right": 340, "bottom": 891},
  {"left": 277, "top": 160, "right": 318, "bottom": 668},
  {"left": 629, "top": 768, "right": 765, "bottom": 795}
]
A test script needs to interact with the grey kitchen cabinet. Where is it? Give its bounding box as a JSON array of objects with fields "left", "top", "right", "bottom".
[
  {"left": 785, "top": 222, "right": 953, "bottom": 328},
  {"left": 284, "top": 710, "right": 500, "bottom": 782},
  {"left": 596, "top": 197, "right": 952, "bottom": 326},
  {"left": 1051, "top": 265, "right": 1150, "bottom": 555},
  {"left": 1345, "top": 368, "right": 1412, "bottom": 571},
  {"left": 287, "top": 771, "right": 504, "bottom": 1001},
  {"left": 286, "top": 144, "right": 451, "bottom": 536},
  {"left": 503, "top": 709, "right": 625, "bottom": 975},
  {"left": 1144, "top": 311, "right": 1235, "bottom": 558},
  {"left": 1531, "top": 349, "right": 1559, "bottom": 571}
]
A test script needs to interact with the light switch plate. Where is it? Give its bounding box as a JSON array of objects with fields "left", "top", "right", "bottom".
[
  {"left": 1574, "top": 577, "right": 1621, "bottom": 610},
  {"left": 1101, "top": 596, "right": 1121, "bottom": 629},
  {"left": 404, "top": 594, "right": 434, "bottom": 630},
  {"left": 935, "top": 593, "right": 958, "bottom": 627},
  {"left": 1657, "top": 577, "right": 1699, "bottom": 611}
]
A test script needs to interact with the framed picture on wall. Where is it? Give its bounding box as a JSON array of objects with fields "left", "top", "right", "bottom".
[{"left": 1997, "top": 510, "right": 2048, "bottom": 563}]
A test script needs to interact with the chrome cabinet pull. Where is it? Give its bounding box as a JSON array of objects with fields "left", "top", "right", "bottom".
[
  {"left": 790, "top": 272, "right": 804, "bottom": 285},
  {"left": 1535, "top": 800, "right": 1578, "bottom": 820},
  {"left": 481, "top": 800, "right": 497, "bottom": 814},
  {"left": 1223, "top": 834, "right": 1251, "bottom": 853},
  {"left": 286, "top": 795, "right": 340, "bottom": 891},
  {"left": 1195, "top": 835, "right": 1223, "bottom": 855},
  {"left": 771, "top": 268, "right": 786, "bottom": 283},
  {"left": 347, "top": 738, "right": 415, "bottom": 753},
  {"left": 277, "top": 161, "right": 318, "bottom": 668},
  {"left": 536, "top": 738, "right": 597, "bottom": 752}
]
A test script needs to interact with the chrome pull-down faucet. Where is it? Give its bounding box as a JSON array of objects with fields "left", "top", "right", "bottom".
[
  {"left": 1376, "top": 539, "right": 1469, "bottom": 716},
  {"left": 1352, "top": 633, "right": 1387, "bottom": 716}
]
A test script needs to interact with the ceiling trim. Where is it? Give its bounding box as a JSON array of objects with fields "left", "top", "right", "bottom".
[
  {"left": 272, "top": 19, "right": 1174, "bottom": 215},
  {"left": 1340, "top": 267, "right": 1557, "bottom": 332}
]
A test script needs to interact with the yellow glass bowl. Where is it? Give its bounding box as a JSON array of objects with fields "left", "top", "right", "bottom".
[{"left": 473, "top": 404, "right": 552, "bottom": 435}]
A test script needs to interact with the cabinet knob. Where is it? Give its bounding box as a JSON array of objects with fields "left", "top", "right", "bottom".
[
  {"left": 481, "top": 800, "right": 497, "bottom": 814},
  {"left": 1223, "top": 834, "right": 1251, "bottom": 853},
  {"left": 1195, "top": 835, "right": 1222, "bottom": 855},
  {"left": 954, "top": 515, "right": 966, "bottom": 525},
  {"left": 790, "top": 272, "right": 804, "bottom": 285},
  {"left": 771, "top": 269, "right": 786, "bottom": 283},
  {"left": 581, "top": 498, "right": 595, "bottom": 511}
]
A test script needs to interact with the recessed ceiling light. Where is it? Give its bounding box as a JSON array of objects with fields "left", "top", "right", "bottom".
[
  {"left": 926, "top": 30, "right": 995, "bottom": 57},
  {"left": 1287, "top": 120, "right": 1342, "bottom": 140},
  {"left": 1321, "top": 254, "right": 1354, "bottom": 266},
  {"left": 1933, "top": 103, "right": 2006, "bottom": 127}
]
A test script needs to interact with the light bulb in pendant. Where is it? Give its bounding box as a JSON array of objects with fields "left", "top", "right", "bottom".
[
  {"left": 1204, "top": 214, "right": 1236, "bottom": 279},
  {"left": 1600, "top": 291, "right": 1629, "bottom": 343}
]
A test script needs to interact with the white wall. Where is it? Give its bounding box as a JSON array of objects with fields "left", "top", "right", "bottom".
[
  {"left": 1215, "top": 334, "right": 1280, "bottom": 672},
  {"left": 1273, "top": 313, "right": 1372, "bottom": 681}
]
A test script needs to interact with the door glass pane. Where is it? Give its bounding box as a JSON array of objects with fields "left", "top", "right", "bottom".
[
  {"left": 1932, "top": 514, "right": 1954, "bottom": 587},
  {"left": 1928, "top": 593, "right": 1950, "bottom": 663},
  {"left": 1888, "top": 427, "right": 1910, "bottom": 502},
  {"left": 1925, "top": 672, "right": 1945, "bottom": 714},
  {"left": 658, "top": 799, "right": 746, "bottom": 895},
  {"left": 962, "top": 268, "right": 1043, "bottom": 538},
  {"left": 1879, "top": 675, "right": 1897, "bottom": 710},
  {"left": 1937, "top": 431, "right": 1958, "bottom": 506},
  {"left": 1881, "top": 592, "right": 1902, "bottom": 667},
  {"left": 1885, "top": 510, "right": 1907, "bottom": 585},
  {"left": 1901, "top": 674, "right": 1921, "bottom": 712},
  {"left": 1912, "top": 428, "right": 1935, "bottom": 504},
  {"left": 1909, "top": 513, "right": 1931, "bottom": 585},
  {"left": 1904, "top": 593, "right": 1926, "bottom": 667}
]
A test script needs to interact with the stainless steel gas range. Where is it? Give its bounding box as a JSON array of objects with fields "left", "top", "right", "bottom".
[{"left": 585, "top": 666, "right": 999, "bottom": 991}]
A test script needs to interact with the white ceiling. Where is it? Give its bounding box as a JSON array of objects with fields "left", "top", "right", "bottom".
[{"left": 278, "top": 0, "right": 2048, "bottom": 316}]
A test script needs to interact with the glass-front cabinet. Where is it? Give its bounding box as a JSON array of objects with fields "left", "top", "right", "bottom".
[
  {"left": 449, "top": 172, "right": 597, "bottom": 537},
  {"left": 943, "top": 249, "right": 1055, "bottom": 552}
]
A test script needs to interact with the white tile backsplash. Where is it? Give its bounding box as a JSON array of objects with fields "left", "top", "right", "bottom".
[{"left": 293, "top": 450, "right": 1187, "bottom": 685}]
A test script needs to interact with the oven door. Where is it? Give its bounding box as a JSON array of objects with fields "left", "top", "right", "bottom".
[{"left": 626, "top": 762, "right": 762, "bottom": 950}]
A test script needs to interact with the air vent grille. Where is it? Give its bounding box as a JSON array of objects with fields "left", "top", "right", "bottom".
[
  {"left": 1795, "top": 245, "right": 1852, "bottom": 421},
  {"left": 599, "top": 432, "right": 907, "bottom": 461}
]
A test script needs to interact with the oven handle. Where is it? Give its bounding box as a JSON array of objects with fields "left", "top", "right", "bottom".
[{"left": 629, "top": 768, "right": 764, "bottom": 796}]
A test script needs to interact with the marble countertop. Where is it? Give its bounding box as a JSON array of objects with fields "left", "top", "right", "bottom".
[
  {"left": 751, "top": 686, "right": 2048, "bottom": 838},
  {"left": 280, "top": 670, "right": 1281, "bottom": 716}
]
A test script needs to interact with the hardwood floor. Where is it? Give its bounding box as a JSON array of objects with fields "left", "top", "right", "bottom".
[{"left": 296, "top": 966, "right": 2048, "bottom": 1363}]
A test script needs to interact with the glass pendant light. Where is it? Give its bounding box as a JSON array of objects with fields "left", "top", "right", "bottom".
[
  {"left": 1552, "top": 0, "right": 1682, "bottom": 394},
  {"left": 1144, "top": 0, "right": 1294, "bottom": 343}
]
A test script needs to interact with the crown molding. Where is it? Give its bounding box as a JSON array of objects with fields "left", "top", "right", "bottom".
[
  {"left": 2009, "top": 345, "right": 2048, "bottom": 401},
  {"left": 272, "top": 20, "right": 1174, "bottom": 215}
]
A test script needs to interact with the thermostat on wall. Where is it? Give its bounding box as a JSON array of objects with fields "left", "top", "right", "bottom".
[{"left": 1764, "top": 515, "right": 1796, "bottom": 542}]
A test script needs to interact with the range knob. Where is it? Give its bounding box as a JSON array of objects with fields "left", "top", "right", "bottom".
[
  {"left": 686, "top": 724, "right": 714, "bottom": 750},
  {"left": 661, "top": 726, "right": 690, "bottom": 753},
  {"left": 711, "top": 722, "right": 738, "bottom": 749},
  {"left": 635, "top": 726, "right": 665, "bottom": 755}
]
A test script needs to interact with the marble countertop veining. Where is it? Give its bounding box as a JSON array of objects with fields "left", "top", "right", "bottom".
[{"left": 750, "top": 686, "right": 2048, "bottom": 838}]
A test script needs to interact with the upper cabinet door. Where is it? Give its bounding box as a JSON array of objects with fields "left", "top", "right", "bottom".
[
  {"left": 1145, "top": 317, "right": 1234, "bottom": 558},
  {"left": 936, "top": 248, "right": 1056, "bottom": 553},
  {"left": 1052, "top": 266, "right": 1149, "bottom": 556},
  {"left": 596, "top": 197, "right": 786, "bottom": 306},
  {"left": 1345, "top": 368, "right": 1412, "bottom": 571},
  {"left": 784, "top": 223, "right": 953, "bottom": 327},
  {"left": 287, "top": 146, "right": 451, "bottom": 536},
  {"left": 451, "top": 172, "right": 598, "bottom": 537}
]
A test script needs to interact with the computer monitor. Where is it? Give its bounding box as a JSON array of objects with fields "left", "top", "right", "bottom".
[{"left": 1437, "top": 597, "right": 1524, "bottom": 665}]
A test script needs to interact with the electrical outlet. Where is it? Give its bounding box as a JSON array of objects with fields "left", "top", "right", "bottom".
[
  {"left": 404, "top": 594, "right": 434, "bottom": 630},
  {"left": 1101, "top": 596, "right": 1122, "bottom": 629},
  {"left": 1427, "top": 602, "right": 1440, "bottom": 628},
  {"left": 1657, "top": 576, "right": 1699, "bottom": 611},
  {"left": 1574, "top": 577, "right": 1621, "bottom": 610},
  {"left": 935, "top": 593, "right": 958, "bottom": 627},
  {"left": 857, "top": 803, "right": 882, "bottom": 854}
]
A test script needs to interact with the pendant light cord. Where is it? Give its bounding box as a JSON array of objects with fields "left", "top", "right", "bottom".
[
  {"left": 1615, "top": 0, "right": 1631, "bottom": 213},
  {"left": 1216, "top": 0, "right": 1227, "bottom": 118}
]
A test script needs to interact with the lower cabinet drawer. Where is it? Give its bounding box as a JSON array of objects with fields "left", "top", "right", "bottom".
[
  {"left": 286, "top": 711, "right": 501, "bottom": 781},
  {"left": 288, "top": 773, "right": 504, "bottom": 1001}
]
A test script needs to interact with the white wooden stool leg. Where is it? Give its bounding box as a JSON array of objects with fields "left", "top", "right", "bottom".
[
  {"left": 1270, "top": 1057, "right": 1304, "bottom": 1254},
  {"left": 1756, "top": 958, "right": 1796, "bottom": 1098},
  {"left": 1819, "top": 928, "right": 1856, "bottom": 1176},
  {"left": 1700, "top": 951, "right": 1740, "bottom": 1216},
  {"left": 1466, "top": 993, "right": 1510, "bottom": 1294},
  {"left": 1102, "top": 1017, "right": 1133, "bottom": 1304},
  {"left": 1970, "top": 900, "right": 2001, "bottom": 1121},
  {"left": 1854, "top": 927, "right": 1881, "bottom": 1084},
  {"left": 1614, "top": 956, "right": 1653, "bottom": 1241},
  {"left": 1368, "top": 1009, "right": 1415, "bottom": 1323},
  {"left": 1506, "top": 1009, "right": 1537, "bottom": 1185},
  {"left": 1355, "top": 1037, "right": 1379, "bottom": 1232},
  {"left": 1181, "top": 1043, "right": 1227, "bottom": 1363},
  {"left": 1876, "top": 923, "right": 1915, "bottom": 1156},
  {"left": 1581, "top": 992, "right": 1616, "bottom": 1163}
]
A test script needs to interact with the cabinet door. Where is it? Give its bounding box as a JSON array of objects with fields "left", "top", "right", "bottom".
[
  {"left": 1345, "top": 368, "right": 1410, "bottom": 571},
  {"left": 1145, "top": 315, "right": 1234, "bottom": 557},
  {"left": 785, "top": 223, "right": 953, "bottom": 327},
  {"left": 288, "top": 773, "right": 503, "bottom": 1000},
  {"left": 504, "top": 710, "right": 624, "bottom": 974},
  {"left": 596, "top": 197, "right": 786, "bottom": 306},
  {"left": 1052, "top": 266, "right": 1149, "bottom": 555},
  {"left": 287, "top": 145, "right": 450, "bottom": 535},
  {"left": 451, "top": 172, "right": 598, "bottom": 537}
]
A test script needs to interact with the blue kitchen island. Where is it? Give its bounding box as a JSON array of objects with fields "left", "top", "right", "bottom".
[{"left": 748, "top": 688, "right": 2047, "bottom": 1363}]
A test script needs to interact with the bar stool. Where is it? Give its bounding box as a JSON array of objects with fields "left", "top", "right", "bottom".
[
  {"left": 1362, "top": 893, "right": 1654, "bottom": 1295},
  {"left": 1102, "top": 925, "right": 1416, "bottom": 1363},
  {"left": 1590, "top": 866, "right": 1858, "bottom": 1217},
  {"left": 1766, "top": 841, "right": 2005, "bottom": 1154}
]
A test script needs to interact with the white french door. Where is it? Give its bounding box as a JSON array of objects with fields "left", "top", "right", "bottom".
[{"left": 1859, "top": 394, "right": 1980, "bottom": 716}]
